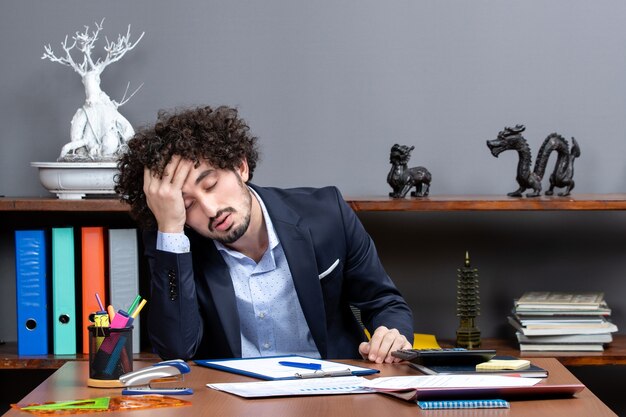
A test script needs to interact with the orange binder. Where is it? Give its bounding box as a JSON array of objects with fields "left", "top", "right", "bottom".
[{"left": 81, "top": 227, "right": 107, "bottom": 354}]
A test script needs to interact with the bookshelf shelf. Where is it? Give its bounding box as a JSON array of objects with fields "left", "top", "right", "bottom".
[
  {"left": 346, "top": 194, "right": 626, "bottom": 212},
  {"left": 1, "top": 337, "right": 625, "bottom": 369},
  {"left": 469, "top": 336, "right": 626, "bottom": 366},
  {"left": 0, "top": 342, "right": 158, "bottom": 369},
  {"left": 0, "top": 198, "right": 128, "bottom": 212},
  {"left": 1, "top": 194, "right": 625, "bottom": 369},
  {"left": 4, "top": 194, "right": 626, "bottom": 212}
]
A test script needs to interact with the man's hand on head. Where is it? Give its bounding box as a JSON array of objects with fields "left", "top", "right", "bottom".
[
  {"left": 143, "top": 155, "right": 194, "bottom": 233},
  {"left": 358, "top": 326, "right": 412, "bottom": 364}
]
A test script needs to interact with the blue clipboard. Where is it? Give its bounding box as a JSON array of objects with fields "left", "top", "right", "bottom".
[{"left": 195, "top": 355, "right": 379, "bottom": 380}]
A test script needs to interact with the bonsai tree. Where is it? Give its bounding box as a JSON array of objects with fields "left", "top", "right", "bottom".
[{"left": 42, "top": 19, "right": 144, "bottom": 161}]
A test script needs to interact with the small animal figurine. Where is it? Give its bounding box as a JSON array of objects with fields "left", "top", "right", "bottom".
[{"left": 387, "top": 144, "right": 432, "bottom": 198}]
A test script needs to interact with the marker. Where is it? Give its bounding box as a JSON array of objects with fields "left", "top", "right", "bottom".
[
  {"left": 278, "top": 361, "right": 322, "bottom": 371},
  {"left": 95, "top": 293, "right": 105, "bottom": 312},
  {"left": 123, "top": 300, "right": 148, "bottom": 327},
  {"left": 110, "top": 310, "right": 131, "bottom": 329},
  {"left": 127, "top": 295, "right": 142, "bottom": 316},
  {"left": 131, "top": 299, "right": 147, "bottom": 319},
  {"left": 107, "top": 305, "right": 116, "bottom": 321}
]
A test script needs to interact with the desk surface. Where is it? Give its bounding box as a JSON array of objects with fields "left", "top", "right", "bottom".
[{"left": 4, "top": 358, "right": 617, "bottom": 417}]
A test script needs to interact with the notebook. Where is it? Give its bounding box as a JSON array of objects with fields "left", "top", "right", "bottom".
[{"left": 417, "top": 399, "right": 510, "bottom": 409}]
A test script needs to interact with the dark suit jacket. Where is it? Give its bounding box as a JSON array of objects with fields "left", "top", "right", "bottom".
[{"left": 144, "top": 185, "right": 413, "bottom": 360}]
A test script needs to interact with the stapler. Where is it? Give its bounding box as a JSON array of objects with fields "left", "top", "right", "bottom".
[{"left": 119, "top": 359, "right": 193, "bottom": 395}]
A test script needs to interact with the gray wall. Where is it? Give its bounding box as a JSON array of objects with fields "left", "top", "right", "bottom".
[{"left": 1, "top": 1, "right": 626, "bottom": 341}]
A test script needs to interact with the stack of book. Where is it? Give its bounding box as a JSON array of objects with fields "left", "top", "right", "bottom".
[{"left": 508, "top": 292, "right": 618, "bottom": 352}]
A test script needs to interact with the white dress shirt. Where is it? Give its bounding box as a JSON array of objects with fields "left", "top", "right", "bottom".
[{"left": 157, "top": 187, "right": 320, "bottom": 358}]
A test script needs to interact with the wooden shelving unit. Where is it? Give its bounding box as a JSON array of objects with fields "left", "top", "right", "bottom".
[{"left": 1, "top": 195, "right": 625, "bottom": 369}]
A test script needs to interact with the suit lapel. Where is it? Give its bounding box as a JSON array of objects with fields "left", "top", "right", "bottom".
[{"left": 195, "top": 236, "right": 242, "bottom": 357}]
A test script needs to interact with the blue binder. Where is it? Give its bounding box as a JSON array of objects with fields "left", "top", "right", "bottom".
[
  {"left": 52, "top": 228, "right": 76, "bottom": 355},
  {"left": 15, "top": 230, "right": 49, "bottom": 355}
]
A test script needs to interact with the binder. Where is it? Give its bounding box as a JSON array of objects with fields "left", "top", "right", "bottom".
[
  {"left": 52, "top": 227, "right": 77, "bottom": 355},
  {"left": 108, "top": 229, "right": 140, "bottom": 354},
  {"left": 81, "top": 227, "right": 107, "bottom": 354},
  {"left": 15, "top": 230, "right": 48, "bottom": 355}
]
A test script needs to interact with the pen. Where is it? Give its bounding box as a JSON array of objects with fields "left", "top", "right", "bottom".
[
  {"left": 131, "top": 299, "right": 147, "bottom": 319},
  {"left": 297, "top": 370, "right": 353, "bottom": 378},
  {"left": 95, "top": 293, "right": 105, "bottom": 312},
  {"left": 127, "top": 295, "right": 142, "bottom": 316},
  {"left": 278, "top": 361, "right": 322, "bottom": 371}
]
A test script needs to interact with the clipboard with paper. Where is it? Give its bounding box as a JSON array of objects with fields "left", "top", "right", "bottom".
[{"left": 195, "top": 355, "right": 379, "bottom": 380}]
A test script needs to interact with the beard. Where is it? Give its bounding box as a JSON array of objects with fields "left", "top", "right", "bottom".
[
  {"left": 207, "top": 177, "right": 252, "bottom": 245},
  {"left": 209, "top": 207, "right": 251, "bottom": 244}
]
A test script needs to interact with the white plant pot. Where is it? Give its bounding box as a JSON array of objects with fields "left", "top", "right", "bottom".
[{"left": 31, "top": 161, "right": 118, "bottom": 200}]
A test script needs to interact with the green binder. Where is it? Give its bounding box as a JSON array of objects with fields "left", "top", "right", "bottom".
[{"left": 52, "top": 227, "right": 77, "bottom": 355}]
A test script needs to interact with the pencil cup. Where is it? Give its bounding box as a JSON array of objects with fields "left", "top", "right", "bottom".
[{"left": 87, "top": 325, "right": 133, "bottom": 388}]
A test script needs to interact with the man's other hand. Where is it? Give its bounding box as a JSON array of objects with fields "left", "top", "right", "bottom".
[
  {"left": 143, "top": 155, "right": 194, "bottom": 233},
  {"left": 358, "top": 326, "right": 411, "bottom": 364}
]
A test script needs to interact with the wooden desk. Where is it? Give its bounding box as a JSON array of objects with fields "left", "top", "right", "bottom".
[{"left": 3, "top": 358, "right": 616, "bottom": 417}]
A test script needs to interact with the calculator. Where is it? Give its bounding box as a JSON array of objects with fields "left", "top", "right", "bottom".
[{"left": 391, "top": 348, "right": 496, "bottom": 366}]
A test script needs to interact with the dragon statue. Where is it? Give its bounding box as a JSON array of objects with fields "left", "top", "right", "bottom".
[
  {"left": 387, "top": 144, "right": 432, "bottom": 198},
  {"left": 486, "top": 124, "right": 581, "bottom": 197}
]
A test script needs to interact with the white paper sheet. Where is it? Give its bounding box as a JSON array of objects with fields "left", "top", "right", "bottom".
[
  {"left": 361, "top": 374, "right": 542, "bottom": 391},
  {"left": 207, "top": 376, "right": 372, "bottom": 398}
]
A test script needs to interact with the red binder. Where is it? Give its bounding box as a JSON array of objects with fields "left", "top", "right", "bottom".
[{"left": 81, "top": 227, "right": 107, "bottom": 354}]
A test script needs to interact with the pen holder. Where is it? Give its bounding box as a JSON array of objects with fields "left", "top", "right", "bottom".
[{"left": 87, "top": 325, "right": 133, "bottom": 388}]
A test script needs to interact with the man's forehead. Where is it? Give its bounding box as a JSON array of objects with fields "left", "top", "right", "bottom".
[
  {"left": 190, "top": 161, "right": 218, "bottom": 183},
  {"left": 191, "top": 159, "right": 218, "bottom": 171}
]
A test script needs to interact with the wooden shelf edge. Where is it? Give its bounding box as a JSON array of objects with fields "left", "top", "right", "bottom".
[
  {"left": 4, "top": 194, "right": 626, "bottom": 212},
  {"left": 347, "top": 194, "right": 626, "bottom": 212},
  {"left": 477, "top": 336, "right": 626, "bottom": 367},
  {"left": 434, "top": 335, "right": 626, "bottom": 367},
  {"left": 0, "top": 342, "right": 158, "bottom": 369},
  {"left": 2, "top": 337, "right": 626, "bottom": 369},
  {"left": 0, "top": 198, "right": 129, "bottom": 212}
]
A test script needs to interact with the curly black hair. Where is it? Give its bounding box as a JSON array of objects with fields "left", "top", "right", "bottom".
[{"left": 115, "top": 105, "right": 259, "bottom": 229}]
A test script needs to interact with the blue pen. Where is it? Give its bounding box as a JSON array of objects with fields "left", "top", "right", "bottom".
[{"left": 278, "top": 361, "right": 322, "bottom": 371}]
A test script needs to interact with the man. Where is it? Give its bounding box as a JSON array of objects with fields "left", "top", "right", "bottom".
[{"left": 116, "top": 105, "right": 413, "bottom": 363}]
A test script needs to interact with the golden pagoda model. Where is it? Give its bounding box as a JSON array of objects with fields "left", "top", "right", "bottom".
[{"left": 456, "top": 251, "right": 481, "bottom": 348}]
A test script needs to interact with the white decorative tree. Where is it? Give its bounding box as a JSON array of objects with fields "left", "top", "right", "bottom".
[{"left": 42, "top": 19, "right": 144, "bottom": 161}]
